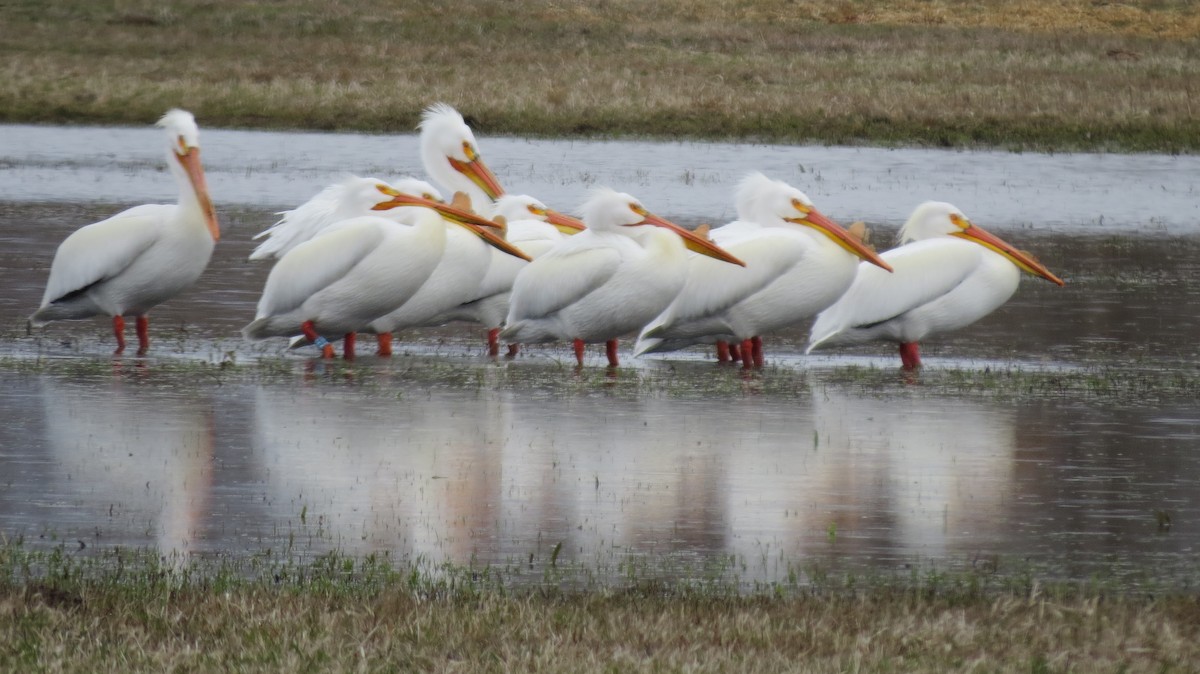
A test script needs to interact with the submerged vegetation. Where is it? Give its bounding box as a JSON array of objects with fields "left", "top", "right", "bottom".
[
  {"left": 3, "top": 542, "right": 1199, "bottom": 673},
  {"left": 2, "top": 0, "right": 1199, "bottom": 151}
]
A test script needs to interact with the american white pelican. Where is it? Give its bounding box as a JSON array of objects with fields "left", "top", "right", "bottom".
[
  {"left": 418, "top": 102, "right": 587, "bottom": 231},
  {"left": 806, "top": 201, "right": 1065, "bottom": 369},
  {"left": 243, "top": 205, "right": 521, "bottom": 359},
  {"left": 500, "top": 188, "right": 745, "bottom": 367},
  {"left": 413, "top": 104, "right": 587, "bottom": 354},
  {"left": 635, "top": 172, "right": 892, "bottom": 368},
  {"left": 29, "top": 109, "right": 219, "bottom": 355},
  {"left": 248, "top": 176, "right": 443, "bottom": 261},
  {"left": 430, "top": 194, "right": 586, "bottom": 356}
]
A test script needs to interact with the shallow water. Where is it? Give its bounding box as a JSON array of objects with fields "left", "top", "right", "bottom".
[
  {"left": 1, "top": 126, "right": 1199, "bottom": 587},
  {"left": 4, "top": 122, "right": 1200, "bottom": 233}
]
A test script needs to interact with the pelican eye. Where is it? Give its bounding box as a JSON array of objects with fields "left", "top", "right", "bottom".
[
  {"left": 462, "top": 141, "right": 478, "bottom": 162},
  {"left": 630, "top": 204, "right": 649, "bottom": 217},
  {"left": 423, "top": 192, "right": 440, "bottom": 202},
  {"left": 376, "top": 184, "right": 400, "bottom": 197},
  {"left": 176, "top": 136, "right": 190, "bottom": 154},
  {"left": 949, "top": 213, "right": 971, "bottom": 230},
  {"left": 791, "top": 198, "right": 811, "bottom": 216},
  {"left": 528, "top": 205, "right": 547, "bottom": 216}
]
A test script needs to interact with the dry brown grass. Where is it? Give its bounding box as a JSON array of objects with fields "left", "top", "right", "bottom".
[
  {"left": 4, "top": 583, "right": 1200, "bottom": 672},
  {"left": 2, "top": 0, "right": 1199, "bottom": 150}
]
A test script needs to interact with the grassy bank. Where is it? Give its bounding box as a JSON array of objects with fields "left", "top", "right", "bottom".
[
  {"left": 3, "top": 544, "right": 1199, "bottom": 673},
  {"left": 2, "top": 0, "right": 1199, "bottom": 151}
]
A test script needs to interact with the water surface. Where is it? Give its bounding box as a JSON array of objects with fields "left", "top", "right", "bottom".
[{"left": 1, "top": 126, "right": 1197, "bottom": 588}]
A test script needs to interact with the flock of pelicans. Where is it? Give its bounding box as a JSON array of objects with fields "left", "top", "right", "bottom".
[{"left": 28, "top": 105, "right": 1065, "bottom": 371}]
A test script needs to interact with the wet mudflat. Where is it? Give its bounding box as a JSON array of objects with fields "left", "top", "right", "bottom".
[{"left": 1, "top": 126, "right": 1198, "bottom": 589}]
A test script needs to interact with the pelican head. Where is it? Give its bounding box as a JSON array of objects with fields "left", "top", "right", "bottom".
[
  {"left": 736, "top": 172, "right": 891, "bottom": 271},
  {"left": 902, "top": 201, "right": 1064, "bottom": 286},
  {"left": 491, "top": 194, "right": 549, "bottom": 223},
  {"left": 581, "top": 188, "right": 744, "bottom": 266},
  {"left": 158, "top": 108, "right": 218, "bottom": 241},
  {"left": 419, "top": 103, "right": 504, "bottom": 204}
]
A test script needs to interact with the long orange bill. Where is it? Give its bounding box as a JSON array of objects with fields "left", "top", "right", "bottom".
[
  {"left": 459, "top": 222, "right": 532, "bottom": 261},
  {"left": 372, "top": 189, "right": 502, "bottom": 230},
  {"left": 786, "top": 208, "right": 893, "bottom": 272},
  {"left": 635, "top": 213, "right": 746, "bottom": 267},
  {"left": 545, "top": 208, "right": 587, "bottom": 234},
  {"left": 448, "top": 156, "right": 505, "bottom": 201},
  {"left": 176, "top": 148, "right": 219, "bottom": 241},
  {"left": 954, "top": 224, "right": 1065, "bottom": 286}
]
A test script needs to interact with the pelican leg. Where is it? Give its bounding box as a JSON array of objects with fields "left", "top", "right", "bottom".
[
  {"left": 899, "top": 342, "right": 921, "bottom": 370},
  {"left": 301, "top": 320, "right": 336, "bottom": 359},
  {"left": 573, "top": 339, "right": 586, "bottom": 366},
  {"left": 487, "top": 328, "right": 501, "bottom": 357},
  {"left": 606, "top": 339, "right": 620, "bottom": 368},
  {"left": 376, "top": 333, "right": 393, "bottom": 357},
  {"left": 751, "top": 336, "right": 764, "bottom": 368},
  {"left": 740, "top": 338, "right": 754, "bottom": 370},
  {"left": 506, "top": 343, "right": 520, "bottom": 359},
  {"left": 112, "top": 315, "right": 127, "bottom": 354},
  {"left": 135, "top": 315, "right": 150, "bottom": 355},
  {"left": 716, "top": 340, "right": 731, "bottom": 363},
  {"left": 729, "top": 342, "right": 742, "bottom": 362},
  {"left": 343, "top": 332, "right": 356, "bottom": 361}
]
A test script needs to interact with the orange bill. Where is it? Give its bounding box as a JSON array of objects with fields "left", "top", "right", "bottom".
[
  {"left": 458, "top": 222, "right": 532, "bottom": 262},
  {"left": 448, "top": 148, "right": 505, "bottom": 200},
  {"left": 786, "top": 207, "right": 893, "bottom": 272},
  {"left": 176, "top": 147, "right": 219, "bottom": 241},
  {"left": 635, "top": 212, "right": 746, "bottom": 267},
  {"left": 371, "top": 186, "right": 502, "bottom": 230},
  {"left": 951, "top": 217, "right": 1065, "bottom": 286},
  {"left": 545, "top": 208, "right": 587, "bottom": 234}
]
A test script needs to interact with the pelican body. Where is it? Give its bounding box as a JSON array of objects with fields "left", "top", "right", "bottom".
[
  {"left": 243, "top": 207, "right": 450, "bottom": 358},
  {"left": 30, "top": 109, "right": 219, "bottom": 355},
  {"left": 806, "top": 201, "right": 1065, "bottom": 369},
  {"left": 636, "top": 172, "right": 891, "bottom": 367},
  {"left": 501, "top": 188, "right": 744, "bottom": 367}
]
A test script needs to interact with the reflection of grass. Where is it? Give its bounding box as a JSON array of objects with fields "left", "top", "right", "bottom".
[
  {"left": 3, "top": 1, "right": 1199, "bottom": 151},
  {"left": 2, "top": 542, "right": 1198, "bottom": 671}
]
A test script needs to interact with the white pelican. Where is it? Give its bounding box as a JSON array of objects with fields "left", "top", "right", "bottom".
[
  {"left": 247, "top": 175, "right": 526, "bottom": 356},
  {"left": 248, "top": 175, "right": 443, "bottom": 261},
  {"left": 29, "top": 109, "right": 219, "bottom": 355},
  {"left": 243, "top": 205, "right": 521, "bottom": 359},
  {"left": 635, "top": 172, "right": 892, "bottom": 368},
  {"left": 430, "top": 194, "right": 586, "bottom": 356},
  {"left": 806, "top": 201, "right": 1065, "bottom": 369},
  {"left": 415, "top": 104, "right": 586, "bottom": 353},
  {"left": 500, "top": 188, "right": 745, "bottom": 367}
]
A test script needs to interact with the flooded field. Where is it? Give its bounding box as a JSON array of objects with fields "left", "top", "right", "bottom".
[{"left": 1, "top": 124, "right": 1198, "bottom": 588}]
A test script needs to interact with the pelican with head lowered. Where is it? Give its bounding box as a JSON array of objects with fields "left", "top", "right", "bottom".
[
  {"left": 243, "top": 191, "right": 527, "bottom": 359},
  {"left": 635, "top": 172, "right": 892, "bottom": 368},
  {"left": 501, "top": 188, "right": 745, "bottom": 367},
  {"left": 806, "top": 201, "right": 1064, "bottom": 370}
]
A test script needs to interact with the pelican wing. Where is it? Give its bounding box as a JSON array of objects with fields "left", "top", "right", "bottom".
[
  {"left": 657, "top": 229, "right": 811, "bottom": 328},
  {"left": 507, "top": 244, "right": 624, "bottom": 322},
  {"left": 255, "top": 219, "right": 388, "bottom": 317},
  {"left": 808, "top": 238, "right": 983, "bottom": 348},
  {"left": 39, "top": 205, "right": 168, "bottom": 306}
]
